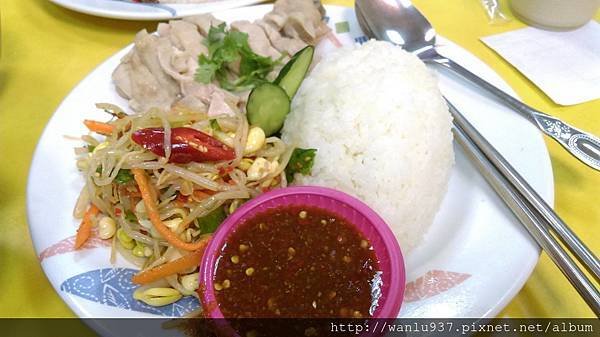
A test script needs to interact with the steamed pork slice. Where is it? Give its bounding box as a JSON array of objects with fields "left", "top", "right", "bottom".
[
  {"left": 230, "top": 21, "right": 283, "bottom": 60},
  {"left": 112, "top": 30, "right": 181, "bottom": 112},
  {"left": 113, "top": 19, "right": 211, "bottom": 112},
  {"left": 180, "top": 81, "right": 241, "bottom": 117},
  {"left": 163, "top": 20, "right": 207, "bottom": 57},
  {"left": 262, "top": 0, "right": 330, "bottom": 45},
  {"left": 155, "top": 20, "right": 208, "bottom": 82},
  {"left": 183, "top": 13, "right": 224, "bottom": 36},
  {"left": 112, "top": 55, "right": 133, "bottom": 99},
  {"left": 156, "top": 36, "right": 196, "bottom": 82},
  {"left": 256, "top": 20, "right": 307, "bottom": 56},
  {"left": 112, "top": 0, "right": 330, "bottom": 113},
  {"left": 132, "top": 31, "right": 180, "bottom": 98}
]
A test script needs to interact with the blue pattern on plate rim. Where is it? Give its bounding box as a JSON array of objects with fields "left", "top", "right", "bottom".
[
  {"left": 60, "top": 268, "right": 200, "bottom": 316},
  {"left": 112, "top": 0, "right": 178, "bottom": 16}
]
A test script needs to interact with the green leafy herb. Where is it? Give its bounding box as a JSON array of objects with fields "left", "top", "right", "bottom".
[
  {"left": 114, "top": 169, "right": 134, "bottom": 184},
  {"left": 285, "top": 148, "right": 317, "bottom": 183},
  {"left": 210, "top": 119, "right": 221, "bottom": 131},
  {"left": 195, "top": 23, "right": 280, "bottom": 91},
  {"left": 124, "top": 210, "right": 137, "bottom": 223},
  {"left": 195, "top": 207, "right": 227, "bottom": 234},
  {"left": 87, "top": 144, "right": 96, "bottom": 153}
]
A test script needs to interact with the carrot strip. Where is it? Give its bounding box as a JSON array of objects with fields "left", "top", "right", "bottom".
[
  {"left": 132, "top": 168, "right": 211, "bottom": 251},
  {"left": 84, "top": 120, "right": 114, "bottom": 135},
  {"left": 131, "top": 237, "right": 211, "bottom": 285},
  {"left": 75, "top": 204, "right": 100, "bottom": 249}
]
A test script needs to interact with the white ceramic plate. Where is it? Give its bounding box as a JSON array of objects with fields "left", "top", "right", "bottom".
[
  {"left": 48, "top": 0, "right": 269, "bottom": 20},
  {"left": 27, "top": 5, "right": 554, "bottom": 320}
]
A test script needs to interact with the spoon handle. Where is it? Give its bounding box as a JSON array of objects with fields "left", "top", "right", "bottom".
[{"left": 432, "top": 57, "right": 600, "bottom": 171}]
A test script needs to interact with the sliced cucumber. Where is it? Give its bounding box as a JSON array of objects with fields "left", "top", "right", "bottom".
[
  {"left": 246, "top": 83, "right": 291, "bottom": 136},
  {"left": 274, "top": 46, "right": 314, "bottom": 98},
  {"left": 246, "top": 47, "right": 313, "bottom": 136}
]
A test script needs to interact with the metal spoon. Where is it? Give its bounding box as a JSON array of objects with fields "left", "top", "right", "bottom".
[{"left": 355, "top": 0, "right": 600, "bottom": 171}]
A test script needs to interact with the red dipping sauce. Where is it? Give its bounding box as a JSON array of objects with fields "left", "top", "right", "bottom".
[{"left": 212, "top": 205, "right": 381, "bottom": 318}]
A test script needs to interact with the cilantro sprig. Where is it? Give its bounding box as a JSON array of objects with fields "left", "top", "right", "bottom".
[
  {"left": 114, "top": 169, "right": 134, "bottom": 185},
  {"left": 195, "top": 23, "right": 280, "bottom": 92}
]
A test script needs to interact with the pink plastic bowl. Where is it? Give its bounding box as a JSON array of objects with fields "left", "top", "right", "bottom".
[{"left": 199, "top": 186, "right": 405, "bottom": 319}]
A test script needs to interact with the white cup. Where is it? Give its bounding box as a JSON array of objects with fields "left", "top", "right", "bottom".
[{"left": 510, "top": 0, "right": 600, "bottom": 30}]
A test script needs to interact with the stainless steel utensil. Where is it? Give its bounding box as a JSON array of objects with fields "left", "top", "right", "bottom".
[
  {"left": 355, "top": 0, "right": 600, "bottom": 171},
  {"left": 448, "top": 99, "right": 600, "bottom": 316},
  {"left": 450, "top": 98, "right": 600, "bottom": 282}
]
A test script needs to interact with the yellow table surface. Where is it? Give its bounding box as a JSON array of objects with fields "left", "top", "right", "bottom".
[{"left": 0, "top": 0, "right": 598, "bottom": 318}]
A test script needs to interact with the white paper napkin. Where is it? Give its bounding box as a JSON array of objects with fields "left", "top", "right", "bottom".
[{"left": 481, "top": 21, "right": 600, "bottom": 106}]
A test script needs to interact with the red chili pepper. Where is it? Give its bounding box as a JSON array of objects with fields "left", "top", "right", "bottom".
[
  {"left": 176, "top": 193, "right": 189, "bottom": 205},
  {"left": 131, "top": 127, "right": 236, "bottom": 164},
  {"left": 218, "top": 166, "right": 234, "bottom": 176}
]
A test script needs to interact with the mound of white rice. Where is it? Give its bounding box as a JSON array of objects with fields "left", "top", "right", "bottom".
[{"left": 281, "top": 40, "right": 454, "bottom": 251}]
